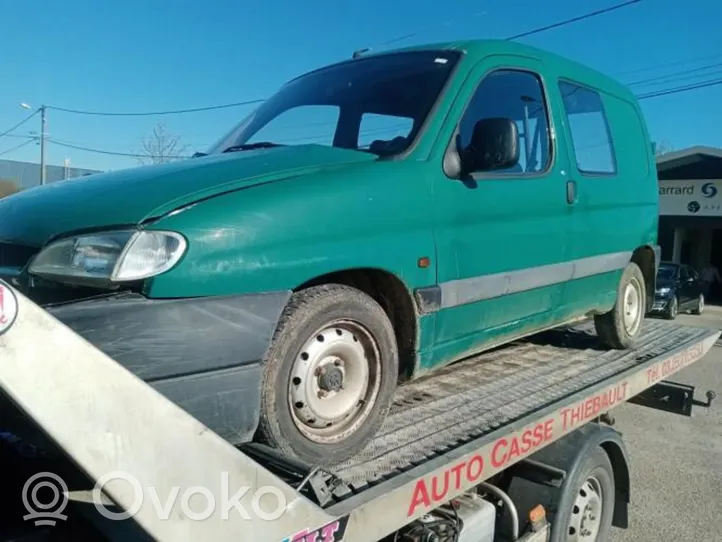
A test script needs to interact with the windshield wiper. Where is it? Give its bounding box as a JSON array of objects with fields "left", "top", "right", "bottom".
[{"left": 223, "top": 142, "right": 284, "bottom": 153}]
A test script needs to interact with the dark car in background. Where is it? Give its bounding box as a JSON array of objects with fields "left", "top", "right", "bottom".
[{"left": 651, "top": 262, "right": 705, "bottom": 319}]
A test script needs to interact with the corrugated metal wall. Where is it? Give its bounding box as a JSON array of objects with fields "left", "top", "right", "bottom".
[{"left": 0, "top": 159, "right": 101, "bottom": 189}]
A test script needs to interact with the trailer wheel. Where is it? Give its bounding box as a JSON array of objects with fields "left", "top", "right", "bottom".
[
  {"left": 594, "top": 262, "right": 646, "bottom": 349},
  {"left": 256, "top": 284, "right": 398, "bottom": 465},
  {"left": 551, "top": 447, "right": 615, "bottom": 542}
]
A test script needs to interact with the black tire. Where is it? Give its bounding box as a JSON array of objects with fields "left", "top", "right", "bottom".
[
  {"left": 594, "top": 262, "right": 646, "bottom": 349},
  {"left": 256, "top": 284, "right": 399, "bottom": 465},
  {"left": 549, "top": 447, "right": 616, "bottom": 542},
  {"left": 692, "top": 293, "right": 704, "bottom": 315},
  {"left": 664, "top": 295, "right": 679, "bottom": 320}
]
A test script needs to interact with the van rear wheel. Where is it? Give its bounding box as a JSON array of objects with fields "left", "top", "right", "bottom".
[
  {"left": 594, "top": 262, "right": 646, "bottom": 349},
  {"left": 256, "top": 284, "right": 398, "bottom": 465}
]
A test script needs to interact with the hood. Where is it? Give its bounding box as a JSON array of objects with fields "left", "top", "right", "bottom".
[{"left": 0, "top": 145, "right": 375, "bottom": 247}]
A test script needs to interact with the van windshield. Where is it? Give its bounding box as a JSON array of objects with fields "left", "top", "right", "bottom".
[{"left": 206, "top": 50, "right": 460, "bottom": 158}]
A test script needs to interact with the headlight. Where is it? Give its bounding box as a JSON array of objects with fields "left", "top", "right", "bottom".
[
  {"left": 657, "top": 287, "right": 671, "bottom": 295},
  {"left": 29, "top": 230, "right": 187, "bottom": 286}
]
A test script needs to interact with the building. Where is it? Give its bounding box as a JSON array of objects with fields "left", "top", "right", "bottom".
[
  {"left": 657, "top": 146, "right": 722, "bottom": 296},
  {"left": 0, "top": 158, "right": 101, "bottom": 190}
]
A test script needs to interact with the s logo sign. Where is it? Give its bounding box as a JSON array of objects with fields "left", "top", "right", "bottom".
[{"left": 702, "top": 182, "right": 718, "bottom": 198}]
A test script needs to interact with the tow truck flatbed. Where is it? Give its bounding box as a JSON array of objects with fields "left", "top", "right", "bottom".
[
  {"left": 1, "top": 286, "right": 720, "bottom": 542},
  {"left": 331, "top": 319, "right": 706, "bottom": 492}
]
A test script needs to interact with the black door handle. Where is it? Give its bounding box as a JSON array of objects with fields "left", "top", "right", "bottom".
[{"left": 566, "top": 180, "right": 577, "bottom": 205}]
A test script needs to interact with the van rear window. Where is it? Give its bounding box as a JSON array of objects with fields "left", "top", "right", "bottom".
[{"left": 558, "top": 81, "right": 617, "bottom": 175}]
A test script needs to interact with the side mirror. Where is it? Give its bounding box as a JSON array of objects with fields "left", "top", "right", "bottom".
[{"left": 461, "top": 118, "right": 520, "bottom": 174}]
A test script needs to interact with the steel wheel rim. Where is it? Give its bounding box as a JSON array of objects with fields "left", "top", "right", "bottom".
[
  {"left": 623, "top": 278, "right": 642, "bottom": 335},
  {"left": 288, "top": 319, "right": 382, "bottom": 444},
  {"left": 567, "top": 475, "right": 603, "bottom": 541},
  {"left": 699, "top": 294, "right": 705, "bottom": 313},
  {"left": 670, "top": 296, "right": 678, "bottom": 318}
]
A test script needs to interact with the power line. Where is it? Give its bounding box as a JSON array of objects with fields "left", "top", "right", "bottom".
[
  {"left": 2, "top": 133, "right": 38, "bottom": 140},
  {"left": 637, "top": 77, "right": 722, "bottom": 100},
  {"left": 27, "top": 0, "right": 709, "bottom": 160},
  {"left": 42, "top": 2, "right": 642, "bottom": 119},
  {"left": 54, "top": 74, "right": 722, "bottom": 160},
  {"left": 506, "top": 0, "right": 642, "bottom": 40},
  {"left": 48, "top": 125, "right": 406, "bottom": 157},
  {"left": 0, "top": 139, "right": 36, "bottom": 157},
  {"left": 374, "top": 10, "right": 489, "bottom": 48},
  {"left": 634, "top": 69, "right": 722, "bottom": 90},
  {"left": 47, "top": 138, "right": 188, "bottom": 159},
  {"left": 614, "top": 52, "right": 722, "bottom": 77},
  {"left": 47, "top": 98, "right": 265, "bottom": 117},
  {"left": 627, "top": 61, "right": 722, "bottom": 87},
  {"left": 0, "top": 110, "right": 39, "bottom": 139}
]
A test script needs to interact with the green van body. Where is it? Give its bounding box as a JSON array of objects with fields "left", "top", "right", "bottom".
[{"left": 0, "top": 39, "right": 659, "bottom": 461}]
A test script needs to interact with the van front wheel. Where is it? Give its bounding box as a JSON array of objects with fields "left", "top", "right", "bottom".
[
  {"left": 256, "top": 284, "right": 398, "bottom": 465},
  {"left": 594, "top": 262, "right": 646, "bottom": 350}
]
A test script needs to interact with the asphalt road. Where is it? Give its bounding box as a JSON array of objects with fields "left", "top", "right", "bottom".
[{"left": 611, "top": 309, "right": 722, "bottom": 542}]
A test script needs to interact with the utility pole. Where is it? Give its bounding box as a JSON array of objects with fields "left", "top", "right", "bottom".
[
  {"left": 19, "top": 102, "right": 47, "bottom": 186},
  {"left": 40, "top": 104, "right": 47, "bottom": 185}
]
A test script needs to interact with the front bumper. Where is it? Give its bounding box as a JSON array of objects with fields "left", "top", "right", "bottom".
[
  {"left": 650, "top": 294, "right": 672, "bottom": 313},
  {"left": 43, "top": 291, "right": 291, "bottom": 444}
]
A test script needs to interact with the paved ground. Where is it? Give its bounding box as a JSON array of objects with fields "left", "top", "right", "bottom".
[{"left": 611, "top": 308, "right": 722, "bottom": 541}]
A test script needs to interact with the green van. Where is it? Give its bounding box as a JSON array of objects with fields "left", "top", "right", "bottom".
[{"left": 0, "top": 39, "right": 659, "bottom": 464}]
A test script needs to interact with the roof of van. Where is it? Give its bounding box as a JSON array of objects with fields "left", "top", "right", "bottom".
[
  {"left": 287, "top": 39, "right": 636, "bottom": 103},
  {"left": 374, "top": 38, "right": 636, "bottom": 101}
]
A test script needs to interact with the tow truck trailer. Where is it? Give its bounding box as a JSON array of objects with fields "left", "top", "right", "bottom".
[{"left": 1, "top": 285, "right": 720, "bottom": 542}]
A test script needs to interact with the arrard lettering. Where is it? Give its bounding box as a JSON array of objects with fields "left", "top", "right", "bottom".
[{"left": 659, "top": 184, "right": 694, "bottom": 196}]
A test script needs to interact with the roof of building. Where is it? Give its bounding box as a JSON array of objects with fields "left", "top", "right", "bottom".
[{"left": 656, "top": 146, "right": 722, "bottom": 180}]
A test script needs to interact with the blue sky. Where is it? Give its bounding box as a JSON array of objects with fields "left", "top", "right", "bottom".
[{"left": 1, "top": 0, "right": 721, "bottom": 172}]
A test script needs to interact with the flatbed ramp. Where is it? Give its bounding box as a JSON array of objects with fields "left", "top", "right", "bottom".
[
  {"left": 1, "top": 285, "right": 720, "bottom": 542},
  {"left": 310, "top": 321, "right": 718, "bottom": 528},
  {"left": 332, "top": 320, "right": 708, "bottom": 492}
]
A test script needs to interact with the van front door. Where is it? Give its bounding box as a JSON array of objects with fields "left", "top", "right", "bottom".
[{"left": 426, "top": 58, "right": 574, "bottom": 370}]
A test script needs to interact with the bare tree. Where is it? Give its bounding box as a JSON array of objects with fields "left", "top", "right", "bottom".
[
  {"left": 653, "top": 140, "right": 674, "bottom": 156},
  {"left": 137, "top": 122, "right": 190, "bottom": 165}
]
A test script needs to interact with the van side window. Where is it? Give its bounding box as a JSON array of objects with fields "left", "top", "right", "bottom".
[
  {"left": 558, "top": 81, "right": 616, "bottom": 175},
  {"left": 459, "top": 69, "right": 552, "bottom": 174}
]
